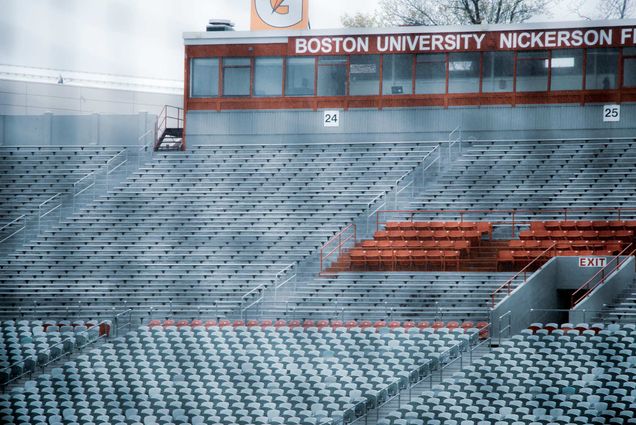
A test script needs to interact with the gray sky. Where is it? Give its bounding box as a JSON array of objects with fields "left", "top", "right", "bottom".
[{"left": 0, "top": 0, "right": 585, "bottom": 81}]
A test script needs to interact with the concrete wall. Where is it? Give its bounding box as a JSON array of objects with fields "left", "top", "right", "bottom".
[
  {"left": 0, "top": 113, "right": 155, "bottom": 147},
  {"left": 186, "top": 103, "right": 636, "bottom": 146},
  {"left": 491, "top": 256, "right": 633, "bottom": 336},
  {"left": 572, "top": 257, "right": 635, "bottom": 323},
  {"left": 0, "top": 79, "right": 183, "bottom": 116}
]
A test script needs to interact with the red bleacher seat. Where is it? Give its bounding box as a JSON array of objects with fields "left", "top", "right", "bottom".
[
  {"left": 260, "top": 319, "right": 273, "bottom": 328},
  {"left": 246, "top": 320, "right": 259, "bottom": 327},
  {"left": 359, "top": 320, "right": 372, "bottom": 328},
  {"left": 190, "top": 320, "right": 203, "bottom": 328},
  {"left": 218, "top": 319, "right": 231, "bottom": 327}
]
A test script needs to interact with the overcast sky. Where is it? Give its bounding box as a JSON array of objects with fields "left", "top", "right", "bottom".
[{"left": 0, "top": 0, "right": 590, "bottom": 81}]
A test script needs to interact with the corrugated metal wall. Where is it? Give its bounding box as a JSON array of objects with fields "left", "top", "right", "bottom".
[
  {"left": 186, "top": 104, "right": 636, "bottom": 145},
  {"left": 1, "top": 113, "right": 155, "bottom": 147},
  {"left": 0, "top": 79, "right": 183, "bottom": 116}
]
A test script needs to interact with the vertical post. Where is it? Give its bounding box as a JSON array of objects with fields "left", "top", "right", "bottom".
[{"left": 511, "top": 210, "right": 516, "bottom": 238}]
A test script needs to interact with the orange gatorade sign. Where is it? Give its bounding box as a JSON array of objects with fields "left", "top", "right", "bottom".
[{"left": 251, "top": 0, "right": 310, "bottom": 31}]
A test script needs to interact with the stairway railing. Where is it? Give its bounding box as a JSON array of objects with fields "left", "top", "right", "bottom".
[{"left": 155, "top": 105, "right": 184, "bottom": 150}]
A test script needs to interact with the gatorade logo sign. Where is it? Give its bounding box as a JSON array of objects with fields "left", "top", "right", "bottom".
[{"left": 251, "top": 0, "right": 309, "bottom": 31}]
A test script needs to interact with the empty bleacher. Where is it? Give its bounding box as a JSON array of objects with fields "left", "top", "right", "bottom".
[
  {"left": 379, "top": 323, "right": 636, "bottom": 425},
  {"left": 0, "top": 322, "right": 475, "bottom": 424},
  {"left": 0, "top": 143, "right": 437, "bottom": 320},
  {"left": 0, "top": 147, "right": 123, "bottom": 226},
  {"left": 408, "top": 139, "right": 636, "bottom": 219},
  {"left": 267, "top": 273, "right": 509, "bottom": 323}
]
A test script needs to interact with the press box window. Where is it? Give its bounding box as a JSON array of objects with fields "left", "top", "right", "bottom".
[
  {"left": 383, "top": 55, "right": 413, "bottom": 95},
  {"left": 190, "top": 58, "right": 219, "bottom": 98},
  {"left": 586, "top": 49, "right": 619, "bottom": 90},
  {"left": 416, "top": 54, "right": 446, "bottom": 94},
  {"left": 349, "top": 55, "right": 380, "bottom": 96},
  {"left": 516, "top": 51, "right": 549, "bottom": 92},
  {"left": 624, "top": 47, "right": 636, "bottom": 88},
  {"left": 550, "top": 49, "right": 583, "bottom": 91},
  {"left": 223, "top": 58, "right": 251, "bottom": 97},
  {"left": 448, "top": 52, "right": 481, "bottom": 93},
  {"left": 318, "top": 56, "right": 347, "bottom": 96},
  {"left": 483, "top": 52, "right": 514, "bottom": 93},
  {"left": 254, "top": 57, "right": 283, "bottom": 97},
  {"left": 286, "top": 57, "right": 316, "bottom": 96}
]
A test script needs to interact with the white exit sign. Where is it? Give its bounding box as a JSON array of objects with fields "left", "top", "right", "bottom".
[{"left": 579, "top": 257, "right": 607, "bottom": 268}]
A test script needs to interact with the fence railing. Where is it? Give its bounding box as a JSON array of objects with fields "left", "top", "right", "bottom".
[
  {"left": 320, "top": 224, "right": 357, "bottom": 274},
  {"left": 0, "top": 317, "right": 122, "bottom": 390},
  {"left": 156, "top": 105, "right": 184, "bottom": 150},
  {"left": 490, "top": 243, "right": 557, "bottom": 307},
  {"left": 137, "top": 127, "right": 156, "bottom": 168},
  {"left": 72, "top": 171, "right": 97, "bottom": 213},
  {"left": 448, "top": 125, "right": 463, "bottom": 161},
  {"left": 105, "top": 148, "right": 128, "bottom": 192},
  {"left": 571, "top": 244, "right": 636, "bottom": 307},
  {"left": 343, "top": 323, "right": 491, "bottom": 425},
  {"left": 239, "top": 264, "right": 297, "bottom": 321},
  {"left": 0, "top": 215, "right": 27, "bottom": 244},
  {"left": 37, "top": 193, "right": 63, "bottom": 233}
]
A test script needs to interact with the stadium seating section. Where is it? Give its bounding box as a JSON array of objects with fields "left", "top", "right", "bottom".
[
  {"left": 0, "top": 323, "right": 478, "bottom": 425},
  {"left": 0, "top": 147, "right": 123, "bottom": 226},
  {"left": 378, "top": 323, "right": 636, "bottom": 425},
  {"left": 0, "top": 143, "right": 436, "bottom": 320}
]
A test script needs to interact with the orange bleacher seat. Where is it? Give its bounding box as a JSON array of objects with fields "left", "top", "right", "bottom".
[
  {"left": 543, "top": 221, "right": 561, "bottom": 231},
  {"left": 388, "top": 321, "right": 401, "bottom": 329},
  {"left": 380, "top": 251, "right": 395, "bottom": 270},
  {"left": 406, "top": 240, "right": 422, "bottom": 250},
  {"left": 433, "top": 230, "right": 450, "bottom": 240},
  {"left": 446, "top": 321, "right": 460, "bottom": 329},
  {"left": 374, "top": 320, "right": 386, "bottom": 329},
  {"left": 417, "top": 230, "right": 434, "bottom": 239},
  {"left": 432, "top": 321, "right": 445, "bottom": 330},
  {"left": 191, "top": 320, "right": 203, "bottom": 328},
  {"left": 560, "top": 221, "right": 578, "bottom": 231},
  {"left": 592, "top": 220, "right": 610, "bottom": 230},
  {"left": 261, "top": 319, "right": 273, "bottom": 328},
  {"left": 163, "top": 320, "right": 175, "bottom": 328},
  {"left": 461, "top": 321, "right": 474, "bottom": 329},
  {"left": 374, "top": 230, "right": 389, "bottom": 240},
  {"left": 391, "top": 240, "right": 408, "bottom": 249},
  {"left": 365, "top": 250, "right": 381, "bottom": 269},
  {"left": 359, "top": 320, "right": 373, "bottom": 328},
  {"left": 444, "top": 250, "right": 461, "bottom": 270},
  {"left": 345, "top": 320, "right": 357, "bottom": 329},
  {"left": 361, "top": 240, "right": 377, "bottom": 248},
  {"left": 233, "top": 320, "right": 245, "bottom": 327},
  {"left": 395, "top": 250, "right": 412, "bottom": 269},
  {"left": 303, "top": 320, "right": 315, "bottom": 329},
  {"left": 204, "top": 320, "right": 217, "bottom": 328},
  {"left": 246, "top": 320, "right": 259, "bottom": 327},
  {"left": 377, "top": 240, "right": 392, "bottom": 249},
  {"left": 577, "top": 220, "right": 593, "bottom": 230},
  {"left": 403, "top": 230, "right": 419, "bottom": 240},
  {"left": 288, "top": 320, "right": 301, "bottom": 328},
  {"left": 149, "top": 320, "right": 162, "bottom": 328},
  {"left": 385, "top": 222, "right": 401, "bottom": 231},
  {"left": 429, "top": 222, "right": 446, "bottom": 230},
  {"left": 316, "top": 320, "right": 329, "bottom": 329},
  {"left": 351, "top": 249, "right": 366, "bottom": 269},
  {"left": 403, "top": 321, "right": 415, "bottom": 329},
  {"left": 274, "top": 320, "right": 286, "bottom": 328},
  {"left": 417, "top": 321, "right": 430, "bottom": 329},
  {"left": 412, "top": 251, "right": 427, "bottom": 269},
  {"left": 398, "top": 222, "right": 415, "bottom": 231},
  {"left": 218, "top": 319, "right": 231, "bottom": 327},
  {"left": 331, "top": 320, "right": 344, "bottom": 329}
]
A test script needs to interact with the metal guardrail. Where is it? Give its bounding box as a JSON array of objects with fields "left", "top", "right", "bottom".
[
  {"left": 105, "top": 148, "right": 128, "bottom": 192},
  {"left": 0, "top": 215, "right": 26, "bottom": 244},
  {"left": 37, "top": 193, "right": 63, "bottom": 233},
  {"left": 571, "top": 244, "right": 636, "bottom": 307}
]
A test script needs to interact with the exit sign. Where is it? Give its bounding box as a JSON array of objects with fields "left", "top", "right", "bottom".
[{"left": 579, "top": 257, "right": 606, "bottom": 268}]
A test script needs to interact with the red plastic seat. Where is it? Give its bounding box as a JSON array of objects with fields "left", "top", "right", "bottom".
[
  {"left": 261, "top": 319, "right": 273, "bottom": 328},
  {"left": 204, "top": 320, "right": 217, "bottom": 328},
  {"left": 432, "top": 321, "right": 445, "bottom": 330},
  {"left": 246, "top": 320, "right": 259, "bottom": 327},
  {"left": 190, "top": 320, "right": 203, "bottom": 328},
  {"left": 331, "top": 320, "right": 344, "bottom": 329},
  {"left": 403, "top": 230, "right": 419, "bottom": 240},
  {"left": 374, "top": 320, "right": 387, "bottom": 329},
  {"left": 461, "top": 321, "right": 474, "bottom": 329},
  {"left": 446, "top": 321, "right": 460, "bottom": 329},
  {"left": 176, "top": 320, "right": 189, "bottom": 328},
  {"left": 345, "top": 320, "right": 358, "bottom": 329},
  {"left": 288, "top": 320, "right": 301, "bottom": 328},
  {"left": 218, "top": 319, "right": 231, "bottom": 327},
  {"left": 303, "top": 319, "right": 315, "bottom": 329},
  {"left": 149, "top": 320, "right": 162, "bottom": 328},
  {"left": 274, "top": 319, "right": 287, "bottom": 328},
  {"left": 232, "top": 320, "right": 245, "bottom": 328},
  {"left": 395, "top": 250, "right": 412, "bottom": 270},
  {"left": 403, "top": 321, "right": 415, "bottom": 329},
  {"left": 388, "top": 321, "right": 401, "bottom": 329},
  {"left": 316, "top": 320, "right": 329, "bottom": 329},
  {"left": 361, "top": 240, "right": 377, "bottom": 249},
  {"left": 476, "top": 321, "right": 490, "bottom": 338},
  {"left": 417, "top": 321, "right": 430, "bottom": 329},
  {"left": 385, "top": 222, "right": 401, "bottom": 231},
  {"left": 163, "top": 320, "right": 175, "bottom": 328},
  {"left": 374, "top": 230, "right": 389, "bottom": 240},
  {"left": 359, "top": 320, "right": 372, "bottom": 328}
]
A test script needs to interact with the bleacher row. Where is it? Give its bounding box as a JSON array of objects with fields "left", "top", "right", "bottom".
[
  {"left": 409, "top": 140, "right": 636, "bottom": 215},
  {"left": 379, "top": 324, "right": 636, "bottom": 425},
  {"left": 0, "top": 143, "right": 437, "bottom": 320},
  {"left": 0, "top": 324, "right": 478, "bottom": 425},
  {"left": 0, "top": 147, "right": 122, "bottom": 226}
]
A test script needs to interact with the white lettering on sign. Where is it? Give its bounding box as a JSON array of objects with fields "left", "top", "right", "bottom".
[
  {"left": 291, "top": 26, "right": 636, "bottom": 55},
  {"left": 579, "top": 257, "right": 607, "bottom": 268},
  {"left": 603, "top": 105, "right": 621, "bottom": 122},
  {"left": 323, "top": 110, "right": 340, "bottom": 127}
]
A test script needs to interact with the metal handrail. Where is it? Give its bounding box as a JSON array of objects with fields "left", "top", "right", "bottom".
[
  {"left": 0, "top": 319, "right": 113, "bottom": 388},
  {"left": 320, "top": 223, "right": 357, "bottom": 273},
  {"left": 491, "top": 242, "right": 557, "bottom": 307},
  {"left": 0, "top": 214, "right": 26, "bottom": 244},
  {"left": 571, "top": 244, "right": 636, "bottom": 307},
  {"left": 38, "top": 193, "right": 63, "bottom": 232}
]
